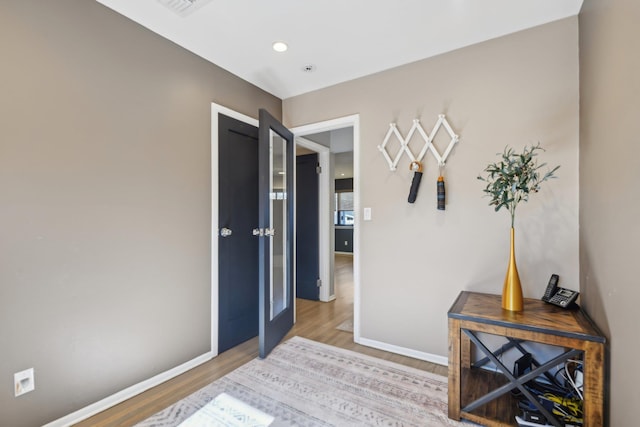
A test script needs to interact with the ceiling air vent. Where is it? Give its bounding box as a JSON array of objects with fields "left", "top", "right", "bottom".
[{"left": 157, "top": 0, "right": 213, "bottom": 16}]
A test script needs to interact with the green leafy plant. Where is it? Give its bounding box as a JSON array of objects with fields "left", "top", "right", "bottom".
[{"left": 478, "top": 143, "right": 559, "bottom": 228}]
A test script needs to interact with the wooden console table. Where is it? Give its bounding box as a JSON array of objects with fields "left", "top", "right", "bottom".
[{"left": 448, "top": 291, "right": 605, "bottom": 427}]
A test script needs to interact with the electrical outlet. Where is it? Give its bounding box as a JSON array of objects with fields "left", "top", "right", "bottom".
[{"left": 14, "top": 368, "right": 35, "bottom": 397}]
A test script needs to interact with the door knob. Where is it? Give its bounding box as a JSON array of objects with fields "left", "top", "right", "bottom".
[
  {"left": 220, "top": 227, "right": 233, "bottom": 237},
  {"left": 252, "top": 228, "right": 275, "bottom": 237}
]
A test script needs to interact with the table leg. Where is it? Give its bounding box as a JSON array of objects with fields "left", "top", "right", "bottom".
[
  {"left": 461, "top": 332, "right": 471, "bottom": 369},
  {"left": 448, "top": 317, "right": 461, "bottom": 420},
  {"left": 583, "top": 342, "right": 605, "bottom": 426}
]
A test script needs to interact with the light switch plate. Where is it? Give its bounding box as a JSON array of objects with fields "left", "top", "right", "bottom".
[{"left": 363, "top": 207, "right": 372, "bottom": 221}]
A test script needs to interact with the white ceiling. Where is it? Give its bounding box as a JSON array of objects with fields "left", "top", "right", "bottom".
[{"left": 96, "top": 0, "right": 583, "bottom": 99}]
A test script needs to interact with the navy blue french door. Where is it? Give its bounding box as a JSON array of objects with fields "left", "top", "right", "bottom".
[
  {"left": 218, "top": 113, "right": 259, "bottom": 353},
  {"left": 257, "top": 109, "right": 295, "bottom": 358}
]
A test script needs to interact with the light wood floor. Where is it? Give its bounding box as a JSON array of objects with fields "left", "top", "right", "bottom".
[{"left": 74, "top": 254, "right": 446, "bottom": 426}]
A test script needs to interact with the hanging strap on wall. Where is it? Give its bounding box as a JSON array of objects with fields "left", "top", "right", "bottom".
[
  {"left": 407, "top": 161, "right": 423, "bottom": 204},
  {"left": 437, "top": 175, "right": 446, "bottom": 210}
]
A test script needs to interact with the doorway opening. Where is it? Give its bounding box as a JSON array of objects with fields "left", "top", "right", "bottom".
[
  {"left": 212, "top": 104, "right": 361, "bottom": 356},
  {"left": 292, "top": 115, "right": 360, "bottom": 343},
  {"left": 212, "top": 105, "right": 297, "bottom": 359}
]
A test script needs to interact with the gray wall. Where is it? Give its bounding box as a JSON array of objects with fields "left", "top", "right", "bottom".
[
  {"left": 284, "top": 18, "right": 579, "bottom": 358},
  {"left": 0, "top": 2, "right": 280, "bottom": 426},
  {"left": 579, "top": 1, "right": 640, "bottom": 425}
]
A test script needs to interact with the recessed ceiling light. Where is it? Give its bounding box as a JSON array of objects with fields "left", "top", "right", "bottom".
[{"left": 272, "top": 41, "right": 288, "bottom": 53}]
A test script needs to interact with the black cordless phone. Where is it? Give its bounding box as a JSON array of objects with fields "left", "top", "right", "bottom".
[
  {"left": 542, "top": 274, "right": 579, "bottom": 308},
  {"left": 542, "top": 274, "right": 559, "bottom": 301}
]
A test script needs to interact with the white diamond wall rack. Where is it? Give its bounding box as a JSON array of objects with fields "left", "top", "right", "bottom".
[{"left": 378, "top": 114, "right": 460, "bottom": 171}]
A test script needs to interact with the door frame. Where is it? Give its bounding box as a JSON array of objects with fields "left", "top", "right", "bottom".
[
  {"left": 212, "top": 105, "right": 362, "bottom": 353},
  {"left": 211, "top": 103, "right": 258, "bottom": 356},
  {"left": 291, "top": 114, "right": 361, "bottom": 342}
]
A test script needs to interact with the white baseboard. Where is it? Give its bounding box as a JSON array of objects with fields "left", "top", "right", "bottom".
[
  {"left": 44, "top": 339, "right": 445, "bottom": 426},
  {"left": 356, "top": 337, "right": 448, "bottom": 367},
  {"left": 43, "top": 351, "right": 214, "bottom": 427}
]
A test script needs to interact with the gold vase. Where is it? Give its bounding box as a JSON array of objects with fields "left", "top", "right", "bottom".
[{"left": 502, "top": 227, "right": 523, "bottom": 311}]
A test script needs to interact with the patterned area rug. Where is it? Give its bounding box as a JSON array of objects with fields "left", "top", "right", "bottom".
[
  {"left": 136, "top": 336, "right": 469, "bottom": 427},
  {"left": 177, "top": 393, "right": 274, "bottom": 427}
]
